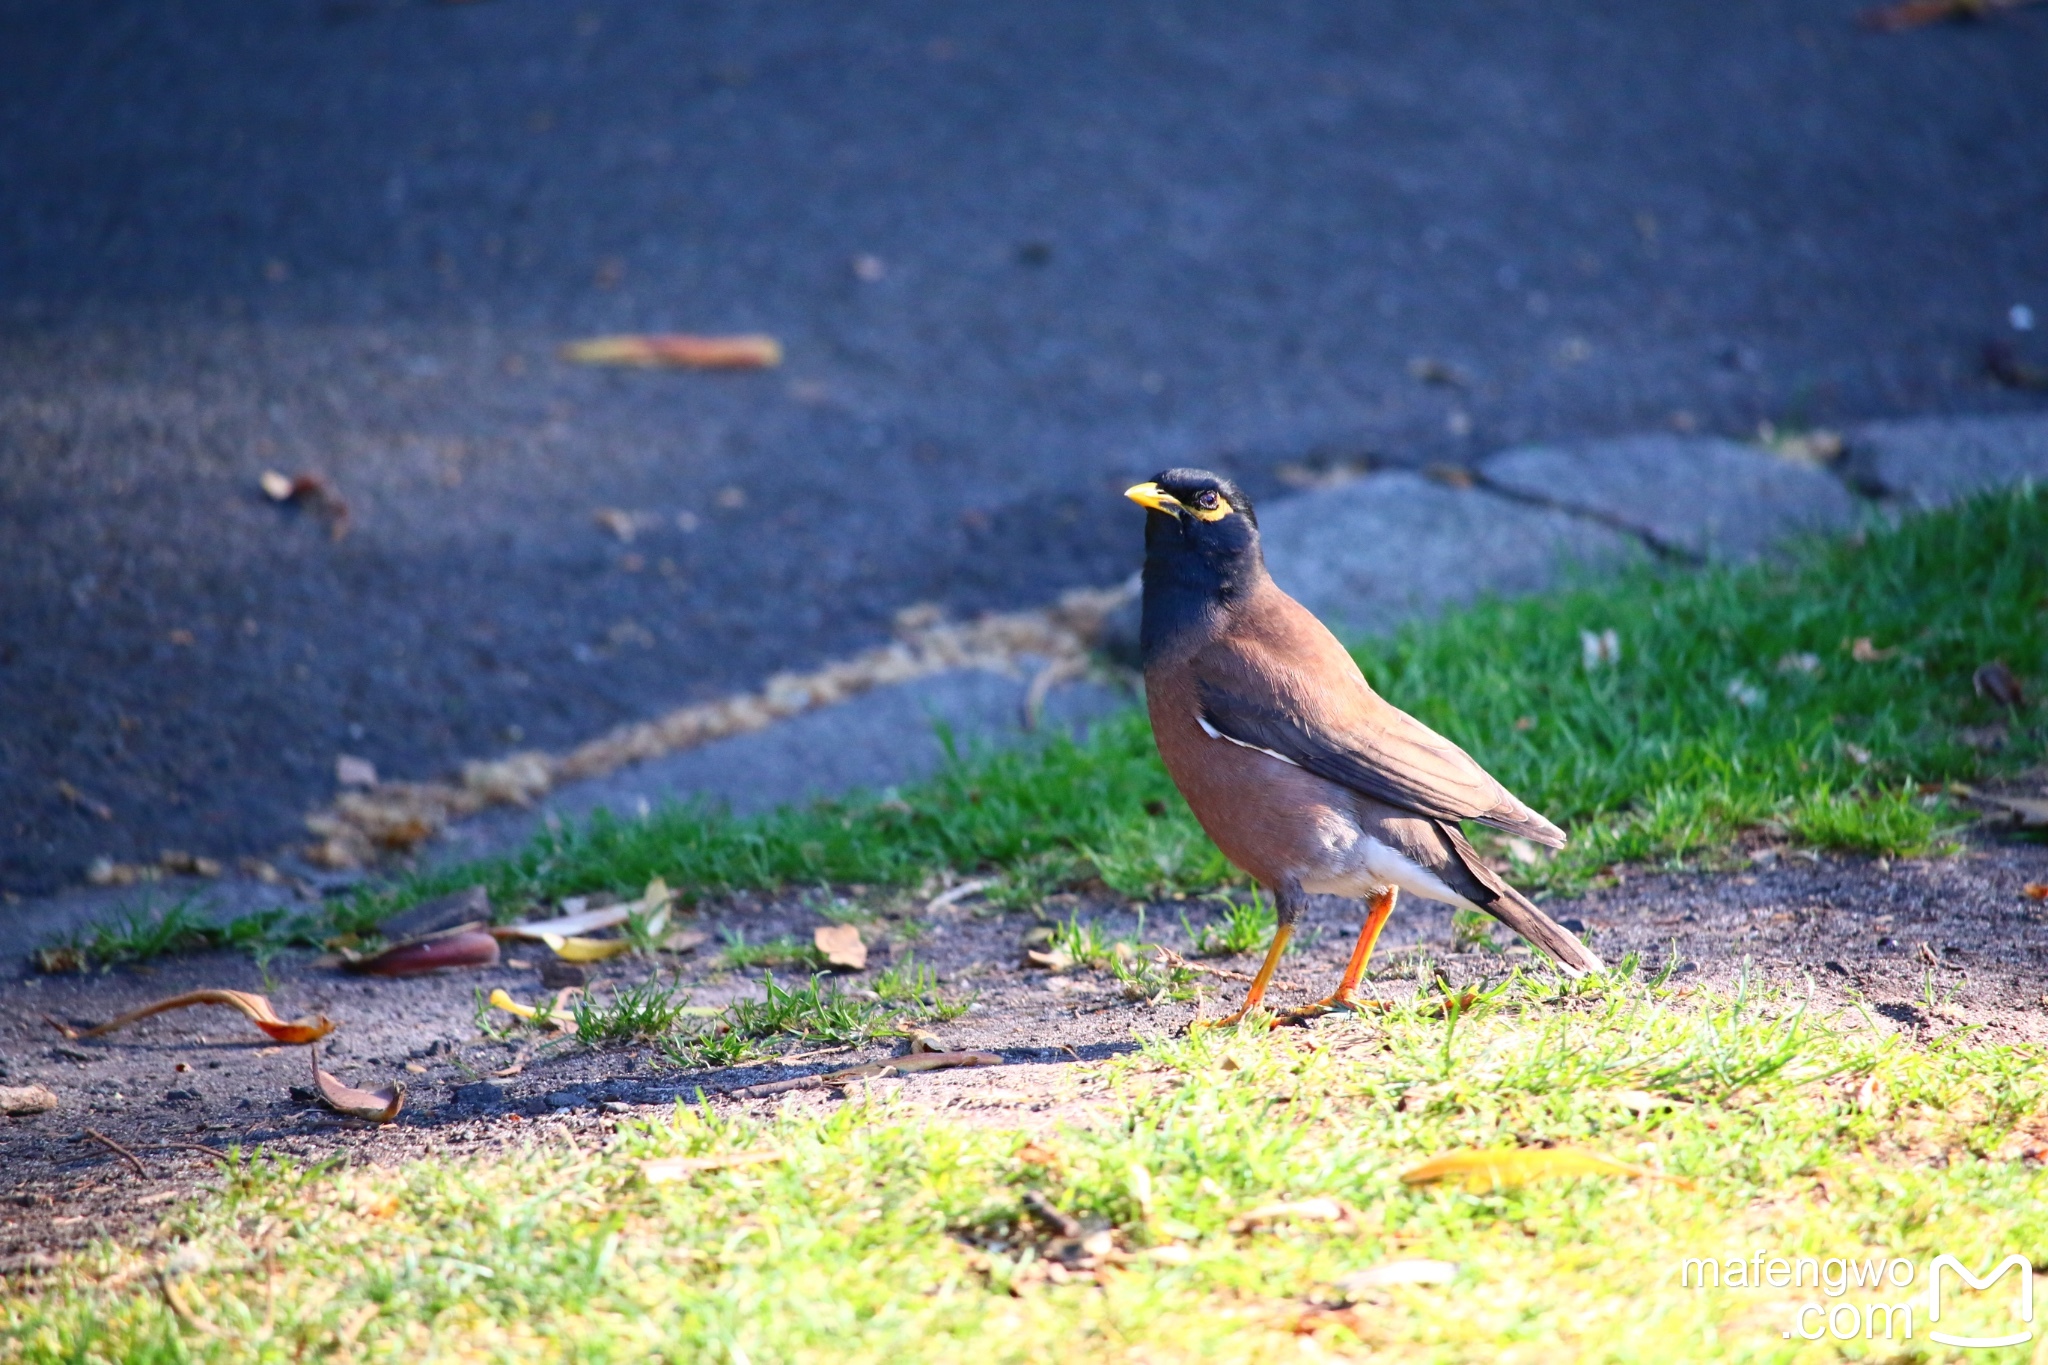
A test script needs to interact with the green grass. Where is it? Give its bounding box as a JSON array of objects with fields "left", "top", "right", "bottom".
[
  {"left": 10, "top": 971, "right": 2044, "bottom": 1362},
  {"left": 42, "top": 485, "right": 2045, "bottom": 972},
  {"left": 332, "top": 485, "right": 2042, "bottom": 930},
  {"left": 717, "top": 929, "right": 828, "bottom": 972}
]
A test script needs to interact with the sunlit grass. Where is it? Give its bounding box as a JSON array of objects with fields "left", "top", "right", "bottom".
[
  {"left": 340, "top": 484, "right": 2042, "bottom": 927},
  {"left": 9, "top": 972, "right": 2043, "bottom": 1363}
]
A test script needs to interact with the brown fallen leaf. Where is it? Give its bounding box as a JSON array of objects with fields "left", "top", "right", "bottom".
[
  {"left": 560, "top": 334, "right": 782, "bottom": 370},
  {"left": 868, "top": 1050, "right": 1001, "bottom": 1074},
  {"left": 2023, "top": 883, "right": 2048, "bottom": 901},
  {"left": 258, "top": 470, "right": 352, "bottom": 540},
  {"left": 309, "top": 1050, "right": 404, "bottom": 1123},
  {"left": 814, "top": 924, "right": 867, "bottom": 971},
  {"left": 1973, "top": 660, "right": 2025, "bottom": 708},
  {"left": 1848, "top": 636, "right": 1897, "bottom": 663},
  {"left": 0, "top": 1084, "right": 59, "bottom": 1116},
  {"left": 343, "top": 928, "right": 500, "bottom": 977},
  {"left": 660, "top": 928, "right": 710, "bottom": 955},
  {"left": 1400, "top": 1146, "right": 1689, "bottom": 1192},
  {"left": 641, "top": 1149, "right": 785, "bottom": 1182},
  {"left": 46, "top": 990, "right": 335, "bottom": 1044}
]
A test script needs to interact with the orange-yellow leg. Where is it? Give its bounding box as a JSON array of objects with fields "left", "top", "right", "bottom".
[
  {"left": 1279, "top": 888, "right": 1399, "bottom": 1022},
  {"left": 1197, "top": 923, "right": 1294, "bottom": 1028}
]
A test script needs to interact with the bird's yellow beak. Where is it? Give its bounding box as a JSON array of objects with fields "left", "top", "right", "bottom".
[{"left": 1124, "top": 482, "right": 1184, "bottom": 517}]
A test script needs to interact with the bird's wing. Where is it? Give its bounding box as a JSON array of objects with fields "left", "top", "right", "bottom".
[{"left": 1184, "top": 626, "right": 1568, "bottom": 849}]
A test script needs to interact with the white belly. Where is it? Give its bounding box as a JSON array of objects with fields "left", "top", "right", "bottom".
[{"left": 1295, "top": 819, "right": 1473, "bottom": 909}]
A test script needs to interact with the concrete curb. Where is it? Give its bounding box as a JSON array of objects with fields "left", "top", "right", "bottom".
[{"left": 10, "top": 407, "right": 2046, "bottom": 949}]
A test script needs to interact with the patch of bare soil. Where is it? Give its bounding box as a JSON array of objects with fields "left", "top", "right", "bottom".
[{"left": 4, "top": 836, "right": 2046, "bottom": 1272}]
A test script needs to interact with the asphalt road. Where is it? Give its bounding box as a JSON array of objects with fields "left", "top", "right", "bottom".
[{"left": 3, "top": 0, "right": 2046, "bottom": 895}]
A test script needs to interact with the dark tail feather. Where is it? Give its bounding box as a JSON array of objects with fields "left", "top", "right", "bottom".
[{"left": 1439, "top": 825, "right": 1603, "bottom": 976}]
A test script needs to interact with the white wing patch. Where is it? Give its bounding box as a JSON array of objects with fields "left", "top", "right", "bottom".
[{"left": 1195, "top": 712, "right": 1300, "bottom": 767}]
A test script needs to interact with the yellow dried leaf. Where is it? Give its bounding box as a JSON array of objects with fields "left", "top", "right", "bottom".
[
  {"left": 540, "top": 934, "right": 633, "bottom": 962},
  {"left": 1399, "top": 1146, "right": 1687, "bottom": 1191},
  {"left": 561, "top": 334, "right": 782, "bottom": 369}
]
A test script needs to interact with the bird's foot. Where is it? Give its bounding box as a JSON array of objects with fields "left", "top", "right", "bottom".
[
  {"left": 1275, "top": 993, "right": 1393, "bottom": 1026},
  {"left": 1189, "top": 1006, "right": 1278, "bottom": 1032}
]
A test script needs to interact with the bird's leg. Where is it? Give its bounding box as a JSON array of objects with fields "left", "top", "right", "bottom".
[
  {"left": 1280, "top": 888, "right": 1399, "bottom": 1022},
  {"left": 1198, "top": 885, "right": 1303, "bottom": 1028}
]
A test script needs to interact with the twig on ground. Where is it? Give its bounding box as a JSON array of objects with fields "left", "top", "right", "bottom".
[{"left": 82, "top": 1128, "right": 150, "bottom": 1178}]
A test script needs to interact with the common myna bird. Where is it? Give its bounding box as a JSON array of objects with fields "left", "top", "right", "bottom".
[{"left": 1125, "top": 468, "right": 1602, "bottom": 1025}]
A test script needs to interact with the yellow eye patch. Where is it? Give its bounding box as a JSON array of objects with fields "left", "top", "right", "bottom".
[{"left": 1188, "top": 493, "right": 1233, "bottom": 522}]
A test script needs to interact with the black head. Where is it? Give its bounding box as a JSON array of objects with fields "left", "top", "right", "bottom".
[{"left": 1125, "top": 468, "right": 1266, "bottom": 662}]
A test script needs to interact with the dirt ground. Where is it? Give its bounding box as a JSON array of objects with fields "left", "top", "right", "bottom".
[{"left": 5, "top": 834, "right": 2047, "bottom": 1275}]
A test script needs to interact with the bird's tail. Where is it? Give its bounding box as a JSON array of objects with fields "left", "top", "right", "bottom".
[
  {"left": 1439, "top": 824, "right": 1603, "bottom": 976},
  {"left": 1477, "top": 879, "right": 1604, "bottom": 977}
]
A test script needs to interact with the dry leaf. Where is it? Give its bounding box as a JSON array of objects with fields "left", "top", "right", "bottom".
[
  {"left": 1015, "top": 1141, "right": 1061, "bottom": 1167},
  {"left": 2020, "top": 882, "right": 2048, "bottom": 900},
  {"left": 1973, "top": 660, "right": 2025, "bottom": 707},
  {"left": 540, "top": 935, "right": 632, "bottom": 962},
  {"left": 814, "top": 924, "right": 867, "bottom": 971},
  {"left": 46, "top": 990, "right": 334, "bottom": 1044},
  {"left": 258, "top": 470, "right": 352, "bottom": 540},
  {"left": 660, "top": 929, "right": 710, "bottom": 954},
  {"left": 641, "top": 1149, "right": 785, "bottom": 1181},
  {"left": 1848, "top": 636, "right": 1897, "bottom": 663},
  {"left": 310, "top": 1050, "right": 403, "bottom": 1123},
  {"left": 494, "top": 905, "right": 632, "bottom": 940},
  {"left": 873, "top": 1050, "right": 1000, "bottom": 1074},
  {"left": 1399, "top": 1146, "right": 1685, "bottom": 1191},
  {"left": 561, "top": 334, "right": 782, "bottom": 369},
  {"left": 344, "top": 929, "right": 500, "bottom": 977},
  {"left": 0, "top": 1084, "right": 59, "bottom": 1115},
  {"left": 486, "top": 988, "right": 572, "bottom": 1030},
  {"left": 1332, "top": 1259, "right": 1460, "bottom": 1294},
  {"left": 1231, "top": 1197, "right": 1348, "bottom": 1231}
]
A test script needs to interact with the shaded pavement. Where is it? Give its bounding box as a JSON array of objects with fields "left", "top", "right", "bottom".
[{"left": 4, "top": 0, "right": 2046, "bottom": 894}]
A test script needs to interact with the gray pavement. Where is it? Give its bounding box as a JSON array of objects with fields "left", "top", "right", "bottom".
[{"left": 4, "top": 0, "right": 2048, "bottom": 897}]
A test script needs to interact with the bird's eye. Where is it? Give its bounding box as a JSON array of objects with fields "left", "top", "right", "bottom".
[{"left": 1195, "top": 490, "right": 1220, "bottom": 510}]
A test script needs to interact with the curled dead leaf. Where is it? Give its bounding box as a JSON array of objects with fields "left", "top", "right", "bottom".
[
  {"left": 1399, "top": 1146, "right": 1688, "bottom": 1191},
  {"left": 814, "top": 923, "right": 867, "bottom": 971},
  {"left": 46, "top": 990, "right": 334, "bottom": 1044},
  {"left": 1848, "top": 636, "right": 1897, "bottom": 663},
  {"left": 2023, "top": 883, "right": 2048, "bottom": 901},
  {"left": 487, "top": 988, "right": 575, "bottom": 1030},
  {"left": 343, "top": 929, "right": 500, "bottom": 977},
  {"left": 540, "top": 934, "right": 632, "bottom": 963},
  {"left": 310, "top": 1050, "right": 404, "bottom": 1123},
  {"left": 257, "top": 470, "right": 351, "bottom": 540},
  {"left": 561, "top": 334, "right": 782, "bottom": 369}
]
